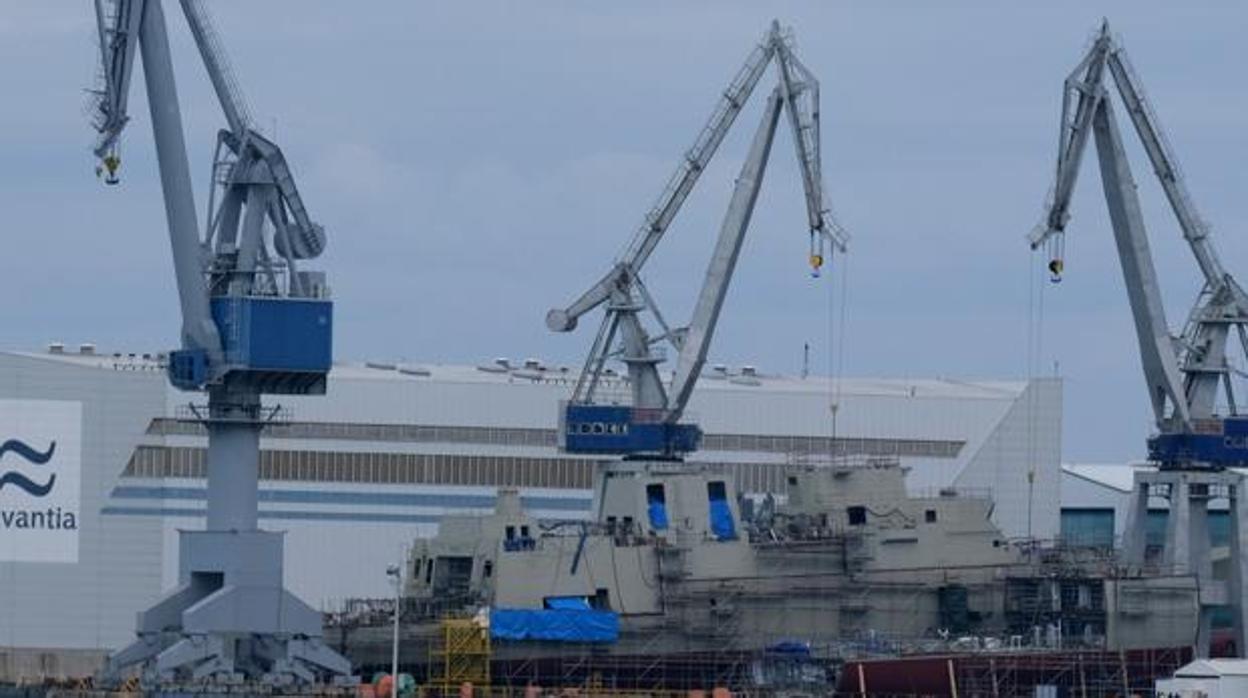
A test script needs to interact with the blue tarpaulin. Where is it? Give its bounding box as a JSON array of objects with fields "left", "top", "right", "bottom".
[
  {"left": 646, "top": 484, "right": 669, "bottom": 530},
  {"left": 490, "top": 609, "right": 619, "bottom": 643},
  {"left": 545, "top": 596, "right": 591, "bottom": 610},
  {"left": 647, "top": 501, "right": 669, "bottom": 530},
  {"left": 707, "top": 481, "right": 736, "bottom": 540},
  {"left": 709, "top": 499, "right": 736, "bottom": 539}
]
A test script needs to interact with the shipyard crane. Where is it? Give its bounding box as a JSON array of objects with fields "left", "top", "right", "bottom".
[
  {"left": 548, "top": 21, "right": 847, "bottom": 458},
  {"left": 88, "top": 0, "right": 348, "bottom": 683},
  {"left": 1031, "top": 23, "right": 1248, "bottom": 656},
  {"left": 1029, "top": 22, "right": 1248, "bottom": 470}
]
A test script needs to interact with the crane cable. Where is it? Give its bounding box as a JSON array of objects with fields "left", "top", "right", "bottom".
[
  {"left": 1025, "top": 247, "right": 1049, "bottom": 540},
  {"left": 827, "top": 251, "right": 850, "bottom": 458}
]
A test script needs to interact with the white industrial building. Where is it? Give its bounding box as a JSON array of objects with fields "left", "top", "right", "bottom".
[
  {"left": 1060, "top": 463, "right": 1139, "bottom": 546},
  {"left": 0, "top": 345, "right": 1061, "bottom": 674},
  {"left": 1155, "top": 658, "right": 1248, "bottom": 696}
]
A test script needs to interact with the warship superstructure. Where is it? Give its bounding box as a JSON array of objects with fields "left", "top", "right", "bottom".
[{"left": 333, "top": 458, "right": 1200, "bottom": 685}]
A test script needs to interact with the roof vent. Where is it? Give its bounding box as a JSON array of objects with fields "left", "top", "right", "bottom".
[
  {"left": 79, "top": 343, "right": 96, "bottom": 356},
  {"left": 478, "top": 358, "right": 510, "bottom": 374},
  {"left": 365, "top": 361, "right": 397, "bottom": 371},
  {"left": 524, "top": 358, "right": 542, "bottom": 370},
  {"left": 399, "top": 365, "right": 432, "bottom": 377},
  {"left": 48, "top": 342, "right": 65, "bottom": 354},
  {"left": 731, "top": 366, "right": 761, "bottom": 386}
]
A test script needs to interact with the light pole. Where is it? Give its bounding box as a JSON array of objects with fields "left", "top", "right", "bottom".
[{"left": 386, "top": 561, "right": 402, "bottom": 698}]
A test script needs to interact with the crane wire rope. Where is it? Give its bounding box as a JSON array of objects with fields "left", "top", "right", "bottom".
[
  {"left": 827, "top": 252, "right": 850, "bottom": 457},
  {"left": 1025, "top": 246, "right": 1050, "bottom": 541}
]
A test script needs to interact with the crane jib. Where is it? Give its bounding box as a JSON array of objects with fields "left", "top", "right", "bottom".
[
  {"left": 1032, "top": 22, "right": 1248, "bottom": 471},
  {"left": 555, "top": 21, "right": 848, "bottom": 459}
]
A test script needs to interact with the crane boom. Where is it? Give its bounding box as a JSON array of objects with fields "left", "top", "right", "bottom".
[
  {"left": 1092, "top": 94, "right": 1190, "bottom": 427},
  {"left": 546, "top": 35, "right": 776, "bottom": 333},
  {"left": 91, "top": 0, "right": 141, "bottom": 160},
  {"left": 775, "top": 43, "right": 848, "bottom": 259},
  {"left": 93, "top": 0, "right": 223, "bottom": 360},
  {"left": 547, "top": 21, "right": 846, "bottom": 335},
  {"left": 667, "top": 90, "right": 784, "bottom": 422},
  {"left": 180, "top": 0, "right": 251, "bottom": 135},
  {"left": 1031, "top": 23, "right": 1248, "bottom": 470},
  {"left": 556, "top": 22, "right": 847, "bottom": 458},
  {"left": 1106, "top": 52, "right": 1232, "bottom": 291}
]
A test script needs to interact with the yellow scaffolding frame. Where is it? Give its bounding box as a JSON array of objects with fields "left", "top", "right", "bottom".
[{"left": 428, "top": 616, "right": 491, "bottom": 693}]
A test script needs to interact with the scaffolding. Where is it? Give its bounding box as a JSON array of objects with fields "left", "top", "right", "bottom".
[
  {"left": 838, "top": 646, "right": 1192, "bottom": 696},
  {"left": 427, "top": 617, "right": 491, "bottom": 694},
  {"left": 955, "top": 646, "right": 1193, "bottom": 697},
  {"left": 1004, "top": 575, "right": 1109, "bottom": 645},
  {"left": 487, "top": 649, "right": 781, "bottom": 694}
]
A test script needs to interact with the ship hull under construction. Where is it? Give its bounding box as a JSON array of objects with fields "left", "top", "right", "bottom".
[{"left": 329, "top": 459, "right": 1203, "bottom": 693}]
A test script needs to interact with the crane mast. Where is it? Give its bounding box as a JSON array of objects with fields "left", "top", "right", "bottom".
[
  {"left": 1030, "top": 22, "right": 1248, "bottom": 470},
  {"left": 550, "top": 22, "right": 847, "bottom": 459},
  {"left": 87, "top": 0, "right": 348, "bottom": 683}
]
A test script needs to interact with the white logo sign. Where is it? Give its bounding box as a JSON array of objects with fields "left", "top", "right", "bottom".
[{"left": 0, "top": 400, "right": 82, "bottom": 563}]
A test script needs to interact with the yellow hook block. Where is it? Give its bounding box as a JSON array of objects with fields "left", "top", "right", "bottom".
[
  {"left": 102, "top": 153, "right": 121, "bottom": 185},
  {"left": 1048, "top": 258, "right": 1064, "bottom": 283}
]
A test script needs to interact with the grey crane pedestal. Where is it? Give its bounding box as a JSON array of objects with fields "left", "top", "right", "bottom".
[
  {"left": 107, "top": 404, "right": 351, "bottom": 684},
  {"left": 1121, "top": 468, "right": 1248, "bottom": 657},
  {"left": 107, "top": 529, "right": 351, "bottom": 683}
]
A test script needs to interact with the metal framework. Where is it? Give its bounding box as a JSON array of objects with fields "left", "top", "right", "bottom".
[
  {"left": 953, "top": 646, "right": 1192, "bottom": 697},
  {"left": 548, "top": 21, "right": 847, "bottom": 459},
  {"left": 88, "top": 0, "right": 348, "bottom": 683},
  {"left": 429, "top": 618, "right": 491, "bottom": 690}
]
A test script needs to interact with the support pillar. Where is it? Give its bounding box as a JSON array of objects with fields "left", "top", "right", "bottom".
[
  {"left": 205, "top": 389, "right": 260, "bottom": 532},
  {"left": 1231, "top": 481, "right": 1248, "bottom": 656},
  {"left": 1126, "top": 468, "right": 1244, "bottom": 658},
  {"left": 1121, "top": 480, "right": 1150, "bottom": 567},
  {"left": 1163, "top": 479, "right": 1192, "bottom": 573}
]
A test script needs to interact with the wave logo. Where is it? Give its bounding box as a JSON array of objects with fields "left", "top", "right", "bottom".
[{"left": 0, "top": 439, "right": 57, "bottom": 497}]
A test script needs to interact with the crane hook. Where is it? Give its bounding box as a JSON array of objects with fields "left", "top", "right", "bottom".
[
  {"left": 1045, "top": 232, "right": 1065, "bottom": 283},
  {"left": 99, "top": 152, "right": 121, "bottom": 185},
  {"left": 809, "top": 231, "right": 824, "bottom": 278},
  {"left": 1048, "top": 258, "right": 1064, "bottom": 284}
]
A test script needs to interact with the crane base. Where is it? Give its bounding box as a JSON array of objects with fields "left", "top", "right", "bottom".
[
  {"left": 103, "top": 529, "right": 351, "bottom": 685},
  {"left": 1122, "top": 468, "right": 1248, "bottom": 658}
]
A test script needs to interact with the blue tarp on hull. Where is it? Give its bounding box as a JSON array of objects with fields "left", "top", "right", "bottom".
[
  {"left": 544, "top": 596, "right": 592, "bottom": 611},
  {"left": 490, "top": 608, "right": 619, "bottom": 643}
]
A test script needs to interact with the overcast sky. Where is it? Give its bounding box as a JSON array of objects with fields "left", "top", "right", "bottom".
[{"left": 1, "top": 1, "right": 1246, "bottom": 464}]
